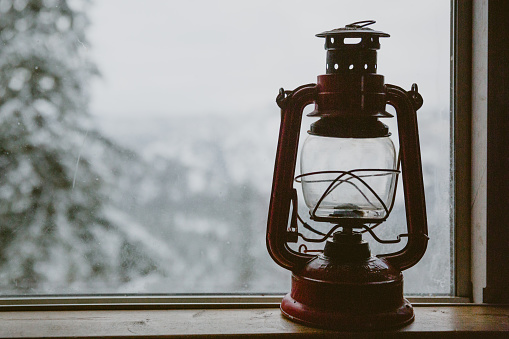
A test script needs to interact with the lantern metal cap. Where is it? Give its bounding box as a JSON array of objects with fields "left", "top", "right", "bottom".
[
  {"left": 310, "top": 21, "right": 391, "bottom": 118},
  {"left": 316, "top": 20, "right": 390, "bottom": 38}
]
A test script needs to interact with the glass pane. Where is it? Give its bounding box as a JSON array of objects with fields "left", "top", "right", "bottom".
[{"left": 0, "top": 0, "right": 450, "bottom": 295}]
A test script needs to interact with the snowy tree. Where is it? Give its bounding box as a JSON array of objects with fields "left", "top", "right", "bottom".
[{"left": 0, "top": 0, "right": 161, "bottom": 292}]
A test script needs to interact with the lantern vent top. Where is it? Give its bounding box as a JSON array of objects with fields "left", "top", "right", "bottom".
[
  {"left": 316, "top": 20, "right": 390, "bottom": 40},
  {"left": 316, "top": 21, "right": 389, "bottom": 75}
]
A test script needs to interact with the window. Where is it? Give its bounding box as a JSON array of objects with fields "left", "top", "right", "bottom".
[{"left": 0, "top": 0, "right": 454, "bottom": 297}]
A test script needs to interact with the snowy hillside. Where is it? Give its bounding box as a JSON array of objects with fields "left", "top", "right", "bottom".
[{"left": 95, "top": 104, "right": 451, "bottom": 295}]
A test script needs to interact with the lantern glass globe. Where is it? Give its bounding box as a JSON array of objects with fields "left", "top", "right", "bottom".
[{"left": 300, "top": 134, "right": 398, "bottom": 221}]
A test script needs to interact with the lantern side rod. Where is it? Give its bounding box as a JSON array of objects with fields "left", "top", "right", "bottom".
[
  {"left": 379, "top": 84, "right": 429, "bottom": 271},
  {"left": 266, "top": 84, "right": 318, "bottom": 271}
]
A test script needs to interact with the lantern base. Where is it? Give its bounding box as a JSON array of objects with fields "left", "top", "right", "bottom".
[
  {"left": 280, "top": 232, "right": 413, "bottom": 331},
  {"left": 281, "top": 293, "right": 414, "bottom": 331}
]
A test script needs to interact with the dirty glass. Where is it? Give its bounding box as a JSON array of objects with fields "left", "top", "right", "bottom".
[{"left": 0, "top": 0, "right": 451, "bottom": 295}]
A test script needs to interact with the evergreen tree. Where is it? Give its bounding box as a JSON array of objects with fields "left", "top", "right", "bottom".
[{"left": 0, "top": 0, "right": 159, "bottom": 292}]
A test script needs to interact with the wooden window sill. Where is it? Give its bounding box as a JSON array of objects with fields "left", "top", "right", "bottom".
[{"left": 0, "top": 304, "right": 508, "bottom": 338}]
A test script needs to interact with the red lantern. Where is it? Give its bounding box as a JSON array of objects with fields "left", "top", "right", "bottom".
[{"left": 266, "top": 21, "right": 428, "bottom": 330}]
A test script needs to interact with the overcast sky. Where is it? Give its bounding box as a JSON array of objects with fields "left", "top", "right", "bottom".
[{"left": 87, "top": 0, "right": 449, "bottom": 119}]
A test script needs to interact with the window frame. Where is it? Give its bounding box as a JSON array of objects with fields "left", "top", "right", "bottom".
[
  {"left": 1, "top": 0, "right": 504, "bottom": 310},
  {"left": 453, "top": 0, "right": 509, "bottom": 304},
  {"left": 0, "top": 294, "right": 471, "bottom": 312},
  {"left": 479, "top": 0, "right": 509, "bottom": 304},
  {"left": 452, "top": 0, "right": 473, "bottom": 300}
]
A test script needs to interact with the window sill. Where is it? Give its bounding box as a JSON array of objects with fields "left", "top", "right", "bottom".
[{"left": 1, "top": 303, "right": 508, "bottom": 338}]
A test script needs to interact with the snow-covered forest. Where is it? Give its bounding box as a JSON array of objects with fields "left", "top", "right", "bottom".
[{"left": 0, "top": 0, "right": 451, "bottom": 295}]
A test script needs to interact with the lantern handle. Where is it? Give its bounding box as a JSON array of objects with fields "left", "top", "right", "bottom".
[
  {"left": 379, "top": 84, "right": 429, "bottom": 271},
  {"left": 267, "top": 83, "right": 318, "bottom": 271},
  {"left": 346, "top": 20, "right": 376, "bottom": 28}
]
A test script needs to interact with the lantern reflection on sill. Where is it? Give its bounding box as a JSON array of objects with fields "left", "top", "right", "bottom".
[{"left": 266, "top": 21, "right": 428, "bottom": 330}]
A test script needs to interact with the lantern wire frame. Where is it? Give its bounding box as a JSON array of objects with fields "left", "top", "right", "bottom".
[{"left": 293, "top": 150, "right": 407, "bottom": 253}]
